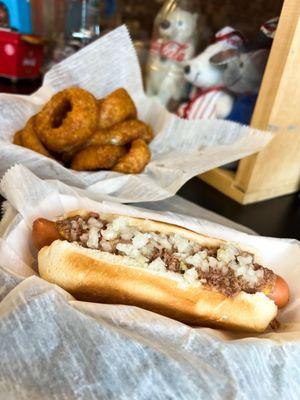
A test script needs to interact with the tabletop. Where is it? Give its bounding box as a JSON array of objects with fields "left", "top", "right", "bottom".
[
  {"left": 0, "top": 77, "right": 299, "bottom": 240},
  {"left": 179, "top": 178, "right": 300, "bottom": 239}
]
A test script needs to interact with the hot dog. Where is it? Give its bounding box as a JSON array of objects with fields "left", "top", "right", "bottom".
[
  {"left": 264, "top": 276, "right": 289, "bottom": 309},
  {"left": 32, "top": 218, "right": 61, "bottom": 250},
  {"left": 32, "top": 211, "right": 289, "bottom": 332}
]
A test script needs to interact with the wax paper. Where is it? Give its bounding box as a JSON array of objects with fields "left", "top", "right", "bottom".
[{"left": 0, "top": 165, "right": 299, "bottom": 399}]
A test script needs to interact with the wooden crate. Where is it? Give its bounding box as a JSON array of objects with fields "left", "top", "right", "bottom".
[{"left": 200, "top": 0, "right": 300, "bottom": 204}]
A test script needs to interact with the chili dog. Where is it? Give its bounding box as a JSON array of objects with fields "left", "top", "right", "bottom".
[{"left": 32, "top": 211, "right": 289, "bottom": 332}]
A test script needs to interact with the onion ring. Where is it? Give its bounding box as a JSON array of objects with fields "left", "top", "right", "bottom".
[
  {"left": 35, "top": 87, "right": 98, "bottom": 153},
  {"left": 98, "top": 88, "right": 137, "bottom": 129},
  {"left": 71, "top": 145, "right": 126, "bottom": 171},
  {"left": 112, "top": 139, "right": 151, "bottom": 174},
  {"left": 88, "top": 120, "right": 154, "bottom": 147},
  {"left": 87, "top": 128, "right": 114, "bottom": 147},
  {"left": 13, "top": 130, "right": 23, "bottom": 146},
  {"left": 21, "top": 116, "right": 52, "bottom": 158}
]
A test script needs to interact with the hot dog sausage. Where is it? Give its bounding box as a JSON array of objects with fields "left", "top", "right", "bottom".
[
  {"left": 266, "top": 276, "right": 289, "bottom": 309},
  {"left": 32, "top": 218, "right": 61, "bottom": 250}
]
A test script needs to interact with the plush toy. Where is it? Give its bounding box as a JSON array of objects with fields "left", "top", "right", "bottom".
[
  {"left": 212, "top": 47, "right": 269, "bottom": 95},
  {"left": 146, "top": 6, "right": 199, "bottom": 108},
  {"left": 178, "top": 26, "right": 244, "bottom": 119},
  {"left": 210, "top": 38, "right": 269, "bottom": 124},
  {"left": 179, "top": 25, "right": 271, "bottom": 123}
]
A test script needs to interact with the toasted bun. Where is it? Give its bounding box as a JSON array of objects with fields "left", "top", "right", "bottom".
[{"left": 38, "top": 239, "right": 277, "bottom": 332}]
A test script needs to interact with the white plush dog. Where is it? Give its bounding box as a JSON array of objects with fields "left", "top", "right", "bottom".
[
  {"left": 146, "top": 7, "right": 198, "bottom": 107},
  {"left": 179, "top": 27, "right": 244, "bottom": 119}
]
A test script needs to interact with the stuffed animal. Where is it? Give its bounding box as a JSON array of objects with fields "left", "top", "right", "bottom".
[
  {"left": 178, "top": 26, "right": 244, "bottom": 119},
  {"left": 210, "top": 45, "right": 269, "bottom": 124},
  {"left": 211, "top": 47, "right": 269, "bottom": 95},
  {"left": 146, "top": 6, "right": 199, "bottom": 108}
]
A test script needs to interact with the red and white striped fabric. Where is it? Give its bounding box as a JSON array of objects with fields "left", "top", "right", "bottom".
[
  {"left": 214, "top": 26, "right": 245, "bottom": 50},
  {"left": 260, "top": 17, "right": 279, "bottom": 39},
  {"left": 178, "top": 87, "right": 226, "bottom": 119}
]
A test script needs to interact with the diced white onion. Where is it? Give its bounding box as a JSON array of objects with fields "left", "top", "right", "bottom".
[
  {"left": 156, "top": 235, "right": 172, "bottom": 250},
  {"left": 185, "top": 253, "right": 203, "bottom": 267},
  {"left": 116, "top": 243, "right": 140, "bottom": 258},
  {"left": 172, "top": 234, "right": 192, "bottom": 253},
  {"left": 148, "top": 257, "right": 166, "bottom": 272},
  {"left": 185, "top": 253, "right": 209, "bottom": 272},
  {"left": 112, "top": 217, "right": 130, "bottom": 232},
  {"left": 140, "top": 246, "right": 154, "bottom": 258},
  {"left": 87, "top": 217, "right": 103, "bottom": 229},
  {"left": 217, "top": 244, "right": 239, "bottom": 263},
  {"left": 208, "top": 257, "right": 218, "bottom": 269},
  {"left": 237, "top": 255, "right": 253, "bottom": 266},
  {"left": 201, "top": 260, "right": 209, "bottom": 272},
  {"left": 86, "top": 226, "right": 100, "bottom": 249},
  {"left": 121, "top": 229, "right": 136, "bottom": 241},
  {"left": 199, "top": 250, "right": 208, "bottom": 259},
  {"left": 100, "top": 240, "right": 112, "bottom": 252},
  {"left": 101, "top": 228, "right": 118, "bottom": 240},
  {"left": 184, "top": 267, "right": 198, "bottom": 283},
  {"left": 132, "top": 232, "right": 150, "bottom": 249}
]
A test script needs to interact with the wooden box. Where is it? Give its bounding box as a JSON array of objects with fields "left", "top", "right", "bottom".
[{"left": 200, "top": 0, "right": 300, "bottom": 204}]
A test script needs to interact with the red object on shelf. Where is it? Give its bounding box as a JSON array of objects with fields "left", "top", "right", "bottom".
[{"left": 0, "top": 29, "right": 44, "bottom": 79}]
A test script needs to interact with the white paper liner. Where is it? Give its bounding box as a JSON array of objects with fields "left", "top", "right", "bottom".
[
  {"left": 0, "top": 165, "right": 300, "bottom": 399},
  {"left": 0, "top": 26, "right": 273, "bottom": 203}
]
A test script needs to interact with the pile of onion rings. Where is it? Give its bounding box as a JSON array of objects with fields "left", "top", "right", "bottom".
[{"left": 13, "top": 87, "right": 153, "bottom": 174}]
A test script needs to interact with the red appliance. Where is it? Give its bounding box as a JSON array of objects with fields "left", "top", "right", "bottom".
[{"left": 0, "top": 29, "right": 44, "bottom": 79}]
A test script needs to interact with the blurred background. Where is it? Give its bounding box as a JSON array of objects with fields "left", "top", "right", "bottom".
[
  {"left": 0, "top": 0, "right": 283, "bottom": 73},
  {"left": 0, "top": 0, "right": 284, "bottom": 120}
]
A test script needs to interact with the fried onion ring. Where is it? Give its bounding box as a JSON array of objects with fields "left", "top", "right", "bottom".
[
  {"left": 21, "top": 116, "right": 52, "bottom": 158},
  {"left": 35, "top": 87, "right": 98, "bottom": 153},
  {"left": 71, "top": 145, "right": 126, "bottom": 171},
  {"left": 88, "top": 120, "right": 154, "bottom": 147},
  {"left": 112, "top": 139, "right": 151, "bottom": 174},
  {"left": 87, "top": 128, "right": 114, "bottom": 146},
  {"left": 98, "top": 88, "right": 137, "bottom": 129},
  {"left": 141, "top": 123, "right": 155, "bottom": 143},
  {"left": 13, "top": 130, "right": 23, "bottom": 146},
  {"left": 104, "top": 119, "right": 154, "bottom": 145}
]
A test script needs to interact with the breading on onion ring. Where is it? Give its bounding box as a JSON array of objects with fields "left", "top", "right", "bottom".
[
  {"left": 141, "top": 123, "right": 155, "bottom": 144},
  {"left": 13, "top": 130, "right": 23, "bottom": 146},
  {"left": 87, "top": 129, "right": 114, "bottom": 146},
  {"left": 88, "top": 120, "right": 154, "bottom": 147},
  {"left": 98, "top": 88, "right": 137, "bottom": 129},
  {"left": 71, "top": 145, "right": 126, "bottom": 171},
  {"left": 105, "top": 119, "right": 154, "bottom": 145},
  {"left": 112, "top": 139, "right": 151, "bottom": 174},
  {"left": 35, "top": 87, "right": 98, "bottom": 153},
  {"left": 21, "top": 117, "right": 52, "bottom": 158}
]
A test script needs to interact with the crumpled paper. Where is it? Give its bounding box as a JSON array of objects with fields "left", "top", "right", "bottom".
[
  {"left": 0, "top": 26, "right": 273, "bottom": 203},
  {"left": 0, "top": 165, "right": 300, "bottom": 400}
]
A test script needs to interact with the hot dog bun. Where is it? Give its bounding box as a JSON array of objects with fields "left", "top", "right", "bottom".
[{"left": 37, "top": 210, "right": 279, "bottom": 332}]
